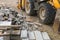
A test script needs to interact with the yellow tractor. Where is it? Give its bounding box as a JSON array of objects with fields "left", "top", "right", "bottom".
[{"left": 17, "top": 0, "right": 60, "bottom": 24}]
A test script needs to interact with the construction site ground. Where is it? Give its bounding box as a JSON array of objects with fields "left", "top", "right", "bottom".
[
  {"left": 0, "top": 0, "right": 60, "bottom": 40},
  {"left": 19, "top": 9, "right": 60, "bottom": 40}
]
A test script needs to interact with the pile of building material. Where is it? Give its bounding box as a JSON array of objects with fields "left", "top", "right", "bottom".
[
  {"left": 0, "top": 30, "right": 51, "bottom": 40},
  {"left": 0, "top": 6, "right": 24, "bottom": 25},
  {"left": 20, "top": 30, "right": 51, "bottom": 40},
  {"left": 0, "top": 6, "right": 51, "bottom": 40}
]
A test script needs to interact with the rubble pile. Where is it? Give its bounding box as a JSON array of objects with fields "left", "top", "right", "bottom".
[{"left": 0, "top": 6, "right": 51, "bottom": 40}]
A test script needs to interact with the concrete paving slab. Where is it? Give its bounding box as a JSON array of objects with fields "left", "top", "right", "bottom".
[
  {"left": 21, "top": 30, "right": 27, "bottom": 39},
  {"left": 34, "top": 30, "right": 43, "bottom": 40},
  {"left": 42, "top": 32, "right": 51, "bottom": 40},
  {"left": 28, "top": 31, "right": 35, "bottom": 40}
]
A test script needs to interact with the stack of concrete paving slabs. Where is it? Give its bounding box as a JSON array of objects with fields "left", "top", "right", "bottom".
[{"left": 20, "top": 30, "right": 51, "bottom": 40}]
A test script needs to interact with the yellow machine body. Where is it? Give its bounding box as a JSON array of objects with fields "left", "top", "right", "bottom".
[
  {"left": 17, "top": 0, "right": 60, "bottom": 9},
  {"left": 53, "top": 0, "right": 60, "bottom": 8},
  {"left": 49, "top": 0, "right": 60, "bottom": 9},
  {"left": 17, "top": 0, "right": 25, "bottom": 9},
  {"left": 22, "top": 0, "right": 25, "bottom": 8},
  {"left": 17, "top": 0, "right": 21, "bottom": 9}
]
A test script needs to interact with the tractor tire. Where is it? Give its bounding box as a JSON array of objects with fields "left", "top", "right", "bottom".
[
  {"left": 25, "top": 0, "right": 35, "bottom": 16},
  {"left": 38, "top": 2, "right": 56, "bottom": 24}
]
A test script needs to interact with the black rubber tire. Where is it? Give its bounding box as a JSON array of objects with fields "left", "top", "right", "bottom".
[
  {"left": 25, "top": 0, "right": 35, "bottom": 16},
  {"left": 38, "top": 2, "right": 56, "bottom": 24}
]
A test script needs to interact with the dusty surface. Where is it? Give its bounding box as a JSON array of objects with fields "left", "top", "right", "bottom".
[
  {"left": 25, "top": 11, "right": 60, "bottom": 40},
  {"left": 0, "top": 0, "right": 60, "bottom": 40}
]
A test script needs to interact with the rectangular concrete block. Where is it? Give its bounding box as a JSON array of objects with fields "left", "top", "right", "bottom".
[
  {"left": 0, "top": 21, "right": 11, "bottom": 26},
  {"left": 21, "top": 30, "right": 27, "bottom": 39},
  {"left": 34, "top": 30, "right": 43, "bottom": 40},
  {"left": 42, "top": 32, "right": 51, "bottom": 40},
  {"left": 28, "top": 31, "right": 35, "bottom": 40}
]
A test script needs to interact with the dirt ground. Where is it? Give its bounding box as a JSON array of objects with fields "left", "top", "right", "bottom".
[
  {"left": 25, "top": 10, "right": 60, "bottom": 40},
  {"left": 0, "top": 0, "right": 60, "bottom": 40}
]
